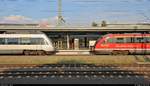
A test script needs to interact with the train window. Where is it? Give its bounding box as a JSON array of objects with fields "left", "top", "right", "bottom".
[
  {"left": 31, "top": 38, "right": 37, "bottom": 44},
  {"left": 37, "top": 38, "right": 45, "bottom": 45},
  {"left": 145, "top": 37, "right": 150, "bottom": 43},
  {"left": 0, "top": 38, "right": 5, "bottom": 44},
  {"left": 125, "top": 37, "right": 132, "bottom": 43},
  {"left": 107, "top": 38, "right": 115, "bottom": 43},
  {"left": 134, "top": 37, "right": 145, "bottom": 43},
  {"left": 116, "top": 38, "right": 124, "bottom": 43},
  {"left": 20, "top": 38, "right": 31, "bottom": 45},
  {"left": 31, "top": 38, "right": 45, "bottom": 45},
  {"left": 6, "top": 38, "right": 19, "bottom": 44},
  {"left": 20, "top": 38, "right": 45, "bottom": 45}
]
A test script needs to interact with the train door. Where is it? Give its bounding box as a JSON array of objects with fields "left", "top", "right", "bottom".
[
  {"left": 0, "top": 38, "right": 11, "bottom": 54},
  {"left": 133, "top": 37, "right": 146, "bottom": 54},
  {"left": 40, "top": 38, "right": 48, "bottom": 51},
  {"left": 30, "top": 38, "right": 39, "bottom": 51},
  {"left": 145, "top": 36, "right": 150, "bottom": 54},
  {"left": 6, "top": 38, "right": 22, "bottom": 54}
]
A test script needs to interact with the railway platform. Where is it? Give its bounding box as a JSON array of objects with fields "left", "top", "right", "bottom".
[{"left": 56, "top": 50, "right": 90, "bottom": 55}]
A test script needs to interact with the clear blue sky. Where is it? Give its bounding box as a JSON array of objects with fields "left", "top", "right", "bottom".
[{"left": 0, "top": 0, "right": 150, "bottom": 26}]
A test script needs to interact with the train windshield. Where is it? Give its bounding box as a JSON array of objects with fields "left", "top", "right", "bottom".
[
  {"left": 94, "top": 36, "right": 103, "bottom": 46},
  {"left": 94, "top": 34, "right": 110, "bottom": 46}
]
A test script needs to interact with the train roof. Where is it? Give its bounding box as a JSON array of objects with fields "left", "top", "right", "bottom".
[
  {"left": 0, "top": 33, "right": 47, "bottom": 38},
  {"left": 3, "top": 30, "right": 43, "bottom": 34},
  {"left": 0, "top": 24, "right": 150, "bottom": 32},
  {"left": 106, "top": 33, "right": 150, "bottom": 37}
]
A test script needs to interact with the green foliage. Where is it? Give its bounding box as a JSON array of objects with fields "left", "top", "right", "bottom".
[
  {"left": 92, "top": 22, "right": 98, "bottom": 27},
  {"left": 101, "top": 20, "right": 107, "bottom": 27}
]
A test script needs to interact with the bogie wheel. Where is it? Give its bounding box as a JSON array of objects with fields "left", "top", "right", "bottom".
[
  {"left": 122, "top": 50, "right": 129, "bottom": 55},
  {"left": 111, "top": 51, "right": 118, "bottom": 55},
  {"left": 32, "top": 51, "right": 38, "bottom": 55},
  {"left": 111, "top": 50, "right": 129, "bottom": 55},
  {"left": 117, "top": 51, "right": 124, "bottom": 55},
  {"left": 23, "top": 50, "right": 30, "bottom": 55},
  {"left": 37, "top": 50, "right": 46, "bottom": 55}
]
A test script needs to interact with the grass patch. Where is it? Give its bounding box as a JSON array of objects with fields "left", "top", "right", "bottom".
[
  {"left": 0, "top": 55, "right": 138, "bottom": 65},
  {"left": 134, "top": 56, "right": 146, "bottom": 62},
  {"left": 134, "top": 55, "right": 150, "bottom": 62}
]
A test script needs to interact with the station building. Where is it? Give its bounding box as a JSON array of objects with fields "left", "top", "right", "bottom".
[{"left": 0, "top": 23, "right": 150, "bottom": 50}]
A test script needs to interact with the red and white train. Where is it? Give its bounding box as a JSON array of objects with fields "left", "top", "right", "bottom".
[{"left": 92, "top": 33, "right": 150, "bottom": 55}]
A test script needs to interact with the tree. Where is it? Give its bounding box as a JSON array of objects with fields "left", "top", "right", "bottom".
[
  {"left": 92, "top": 22, "right": 98, "bottom": 27},
  {"left": 101, "top": 20, "right": 107, "bottom": 27}
]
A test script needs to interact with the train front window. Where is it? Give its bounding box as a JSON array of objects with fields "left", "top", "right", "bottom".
[
  {"left": 101, "top": 40, "right": 107, "bottom": 44},
  {"left": 94, "top": 37, "right": 103, "bottom": 45}
]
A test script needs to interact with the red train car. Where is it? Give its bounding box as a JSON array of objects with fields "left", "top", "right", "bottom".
[{"left": 92, "top": 33, "right": 150, "bottom": 55}]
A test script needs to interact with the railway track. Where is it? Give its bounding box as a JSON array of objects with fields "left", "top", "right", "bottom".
[
  {"left": 134, "top": 55, "right": 150, "bottom": 64},
  {"left": 143, "top": 55, "right": 150, "bottom": 62},
  {"left": 0, "top": 64, "right": 149, "bottom": 78},
  {"left": 0, "top": 63, "right": 150, "bottom": 67},
  {"left": 0, "top": 64, "right": 149, "bottom": 84}
]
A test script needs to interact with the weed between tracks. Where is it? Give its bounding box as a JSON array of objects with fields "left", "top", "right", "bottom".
[{"left": 134, "top": 55, "right": 150, "bottom": 62}]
